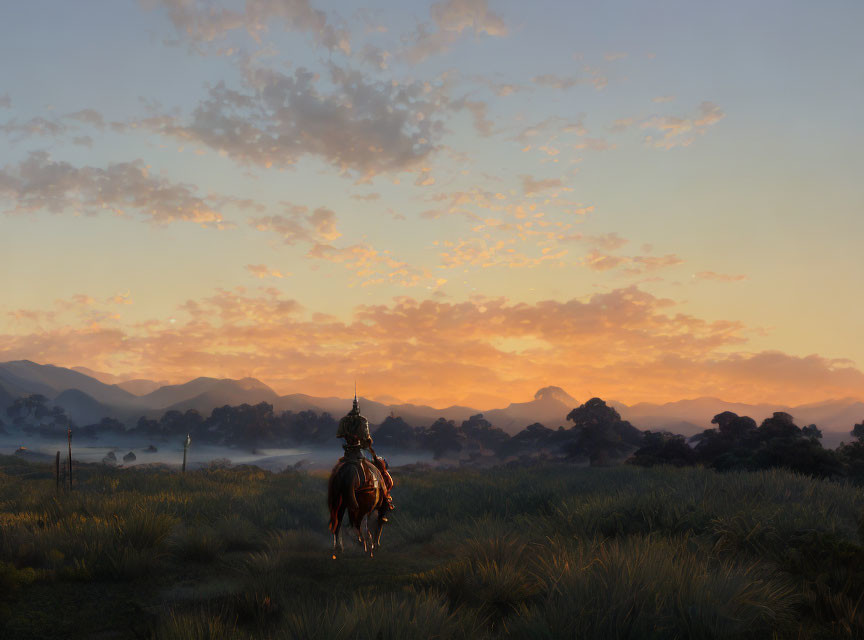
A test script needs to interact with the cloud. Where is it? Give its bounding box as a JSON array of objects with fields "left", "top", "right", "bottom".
[
  {"left": 5, "top": 285, "right": 857, "bottom": 406},
  {"left": 142, "top": 0, "right": 350, "bottom": 54},
  {"left": 486, "top": 81, "right": 522, "bottom": 97},
  {"left": 144, "top": 64, "right": 448, "bottom": 178},
  {"left": 402, "top": 0, "right": 508, "bottom": 63},
  {"left": 350, "top": 192, "right": 381, "bottom": 202},
  {"left": 641, "top": 101, "right": 725, "bottom": 149},
  {"left": 604, "top": 52, "right": 627, "bottom": 61},
  {"left": 582, "top": 251, "right": 683, "bottom": 274},
  {"left": 306, "top": 242, "right": 440, "bottom": 287},
  {"left": 515, "top": 116, "right": 586, "bottom": 145},
  {"left": 560, "top": 232, "right": 628, "bottom": 251},
  {"left": 0, "top": 151, "right": 225, "bottom": 226},
  {"left": 437, "top": 237, "right": 568, "bottom": 269},
  {"left": 358, "top": 43, "right": 391, "bottom": 69},
  {"left": 249, "top": 200, "right": 433, "bottom": 286},
  {"left": 1, "top": 116, "right": 67, "bottom": 140},
  {"left": 521, "top": 175, "right": 563, "bottom": 195},
  {"left": 532, "top": 66, "right": 608, "bottom": 91},
  {"left": 694, "top": 271, "right": 747, "bottom": 282},
  {"left": 609, "top": 117, "right": 635, "bottom": 133},
  {"left": 531, "top": 74, "right": 578, "bottom": 90},
  {"left": 627, "top": 254, "right": 684, "bottom": 273},
  {"left": 414, "top": 168, "right": 436, "bottom": 186},
  {"left": 581, "top": 251, "right": 629, "bottom": 272},
  {"left": 452, "top": 98, "right": 494, "bottom": 136},
  {"left": 66, "top": 109, "right": 106, "bottom": 129},
  {"left": 246, "top": 264, "right": 287, "bottom": 279},
  {"left": 250, "top": 203, "right": 341, "bottom": 244},
  {"left": 653, "top": 95, "right": 675, "bottom": 103},
  {"left": 0, "top": 108, "right": 119, "bottom": 143},
  {"left": 0, "top": 94, "right": 11, "bottom": 109},
  {"left": 107, "top": 292, "right": 133, "bottom": 305}
]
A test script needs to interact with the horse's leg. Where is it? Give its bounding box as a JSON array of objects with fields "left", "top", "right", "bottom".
[
  {"left": 374, "top": 508, "right": 386, "bottom": 548},
  {"left": 351, "top": 508, "right": 364, "bottom": 550},
  {"left": 332, "top": 505, "right": 345, "bottom": 559},
  {"left": 338, "top": 505, "right": 345, "bottom": 554},
  {"left": 363, "top": 513, "right": 375, "bottom": 558}
]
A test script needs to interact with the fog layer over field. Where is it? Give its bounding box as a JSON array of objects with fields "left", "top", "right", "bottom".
[{"left": 0, "top": 437, "right": 433, "bottom": 471}]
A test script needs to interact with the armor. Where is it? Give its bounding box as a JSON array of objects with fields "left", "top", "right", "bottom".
[
  {"left": 337, "top": 395, "right": 372, "bottom": 457},
  {"left": 336, "top": 392, "right": 395, "bottom": 516}
]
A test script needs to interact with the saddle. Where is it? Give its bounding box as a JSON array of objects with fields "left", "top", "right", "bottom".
[{"left": 334, "top": 457, "right": 382, "bottom": 492}]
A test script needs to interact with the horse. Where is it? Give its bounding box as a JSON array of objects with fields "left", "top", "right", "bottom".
[{"left": 327, "top": 458, "right": 388, "bottom": 558}]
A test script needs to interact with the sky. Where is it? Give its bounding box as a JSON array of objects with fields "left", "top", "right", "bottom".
[{"left": 1, "top": 0, "right": 863, "bottom": 408}]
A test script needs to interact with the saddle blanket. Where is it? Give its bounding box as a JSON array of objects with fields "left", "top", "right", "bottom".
[{"left": 333, "top": 458, "right": 382, "bottom": 491}]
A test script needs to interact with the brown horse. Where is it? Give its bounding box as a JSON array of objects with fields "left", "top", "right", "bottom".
[{"left": 327, "top": 459, "right": 388, "bottom": 558}]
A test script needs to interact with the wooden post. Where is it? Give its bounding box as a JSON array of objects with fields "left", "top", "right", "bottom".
[
  {"left": 67, "top": 427, "right": 73, "bottom": 490},
  {"left": 182, "top": 433, "right": 191, "bottom": 473},
  {"left": 55, "top": 451, "right": 60, "bottom": 491}
]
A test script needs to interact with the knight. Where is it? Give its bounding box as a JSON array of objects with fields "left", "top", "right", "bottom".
[{"left": 336, "top": 389, "right": 395, "bottom": 519}]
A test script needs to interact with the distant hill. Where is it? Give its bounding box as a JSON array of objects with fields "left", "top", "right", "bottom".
[
  {"left": 162, "top": 381, "right": 281, "bottom": 414},
  {"left": 116, "top": 379, "right": 164, "bottom": 396},
  {"left": 53, "top": 388, "right": 117, "bottom": 426},
  {"left": 618, "top": 397, "right": 864, "bottom": 436},
  {"left": 482, "top": 386, "right": 576, "bottom": 434},
  {"left": 71, "top": 366, "right": 121, "bottom": 384},
  {"left": 0, "top": 361, "right": 137, "bottom": 407},
  {"left": 139, "top": 377, "right": 279, "bottom": 411},
  {"left": 0, "top": 361, "right": 861, "bottom": 440},
  {"left": 0, "top": 381, "right": 15, "bottom": 416}
]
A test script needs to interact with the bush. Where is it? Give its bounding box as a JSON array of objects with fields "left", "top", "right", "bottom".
[
  {"left": 505, "top": 536, "right": 798, "bottom": 639},
  {"left": 169, "top": 525, "right": 224, "bottom": 563}
]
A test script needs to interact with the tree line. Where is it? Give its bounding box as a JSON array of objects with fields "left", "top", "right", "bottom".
[{"left": 5, "top": 393, "right": 864, "bottom": 481}]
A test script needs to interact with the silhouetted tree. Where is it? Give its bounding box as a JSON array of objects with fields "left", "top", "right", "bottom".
[
  {"left": 77, "top": 417, "right": 126, "bottom": 439},
  {"left": 695, "top": 411, "right": 841, "bottom": 478},
  {"left": 422, "top": 418, "right": 463, "bottom": 459},
  {"left": 713, "top": 411, "right": 758, "bottom": 441},
  {"left": 693, "top": 412, "right": 759, "bottom": 470},
  {"left": 6, "top": 394, "right": 50, "bottom": 424},
  {"left": 758, "top": 412, "right": 801, "bottom": 440},
  {"left": 460, "top": 414, "right": 509, "bottom": 455},
  {"left": 838, "top": 421, "right": 864, "bottom": 482},
  {"left": 277, "top": 410, "right": 336, "bottom": 445},
  {"left": 565, "top": 398, "right": 643, "bottom": 465},
  {"left": 629, "top": 431, "right": 695, "bottom": 467},
  {"left": 373, "top": 416, "right": 418, "bottom": 450},
  {"left": 500, "top": 423, "right": 554, "bottom": 458},
  {"left": 802, "top": 424, "right": 822, "bottom": 441}
]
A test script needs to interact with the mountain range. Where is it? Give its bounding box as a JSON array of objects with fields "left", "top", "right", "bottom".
[{"left": 1, "top": 360, "right": 862, "bottom": 443}]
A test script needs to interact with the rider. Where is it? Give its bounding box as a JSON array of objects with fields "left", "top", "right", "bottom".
[{"left": 337, "top": 392, "right": 396, "bottom": 519}]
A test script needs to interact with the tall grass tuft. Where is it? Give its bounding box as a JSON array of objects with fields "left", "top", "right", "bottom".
[
  {"left": 505, "top": 535, "right": 799, "bottom": 639},
  {"left": 274, "top": 591, "right": 485, "bottom": 640}
]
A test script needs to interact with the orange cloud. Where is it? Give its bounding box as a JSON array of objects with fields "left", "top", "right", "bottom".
[
  {"left": 694, "top": 271, "right": 747, "bottom": 282},
  {"left": 2, "top": 286, "right": 859, "bottom": 408},
  {"left": 246, "top": 264, "right": 287, "bottom": 279},
  {"left": 641, "top": 102, "right": 725, "bottom": 149}
]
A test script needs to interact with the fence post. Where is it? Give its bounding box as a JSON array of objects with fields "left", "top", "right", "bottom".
[
  {"left": 67, "top": 427, "right": 73, "bottom": 490},
  {"left": 182, "top": 433, "right": 191, "bottom": 473}
]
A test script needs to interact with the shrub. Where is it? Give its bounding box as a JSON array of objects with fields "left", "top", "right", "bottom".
[
  {"left": 169, "top": 525, "right": 224, "bottom": 563},
  {"left": 505, "top": 535, "right": 799, "bottom": 639}
]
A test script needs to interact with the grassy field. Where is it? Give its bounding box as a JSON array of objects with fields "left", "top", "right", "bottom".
[{"left": 1, "top": 456, "right": 864, "bottom": 639}]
